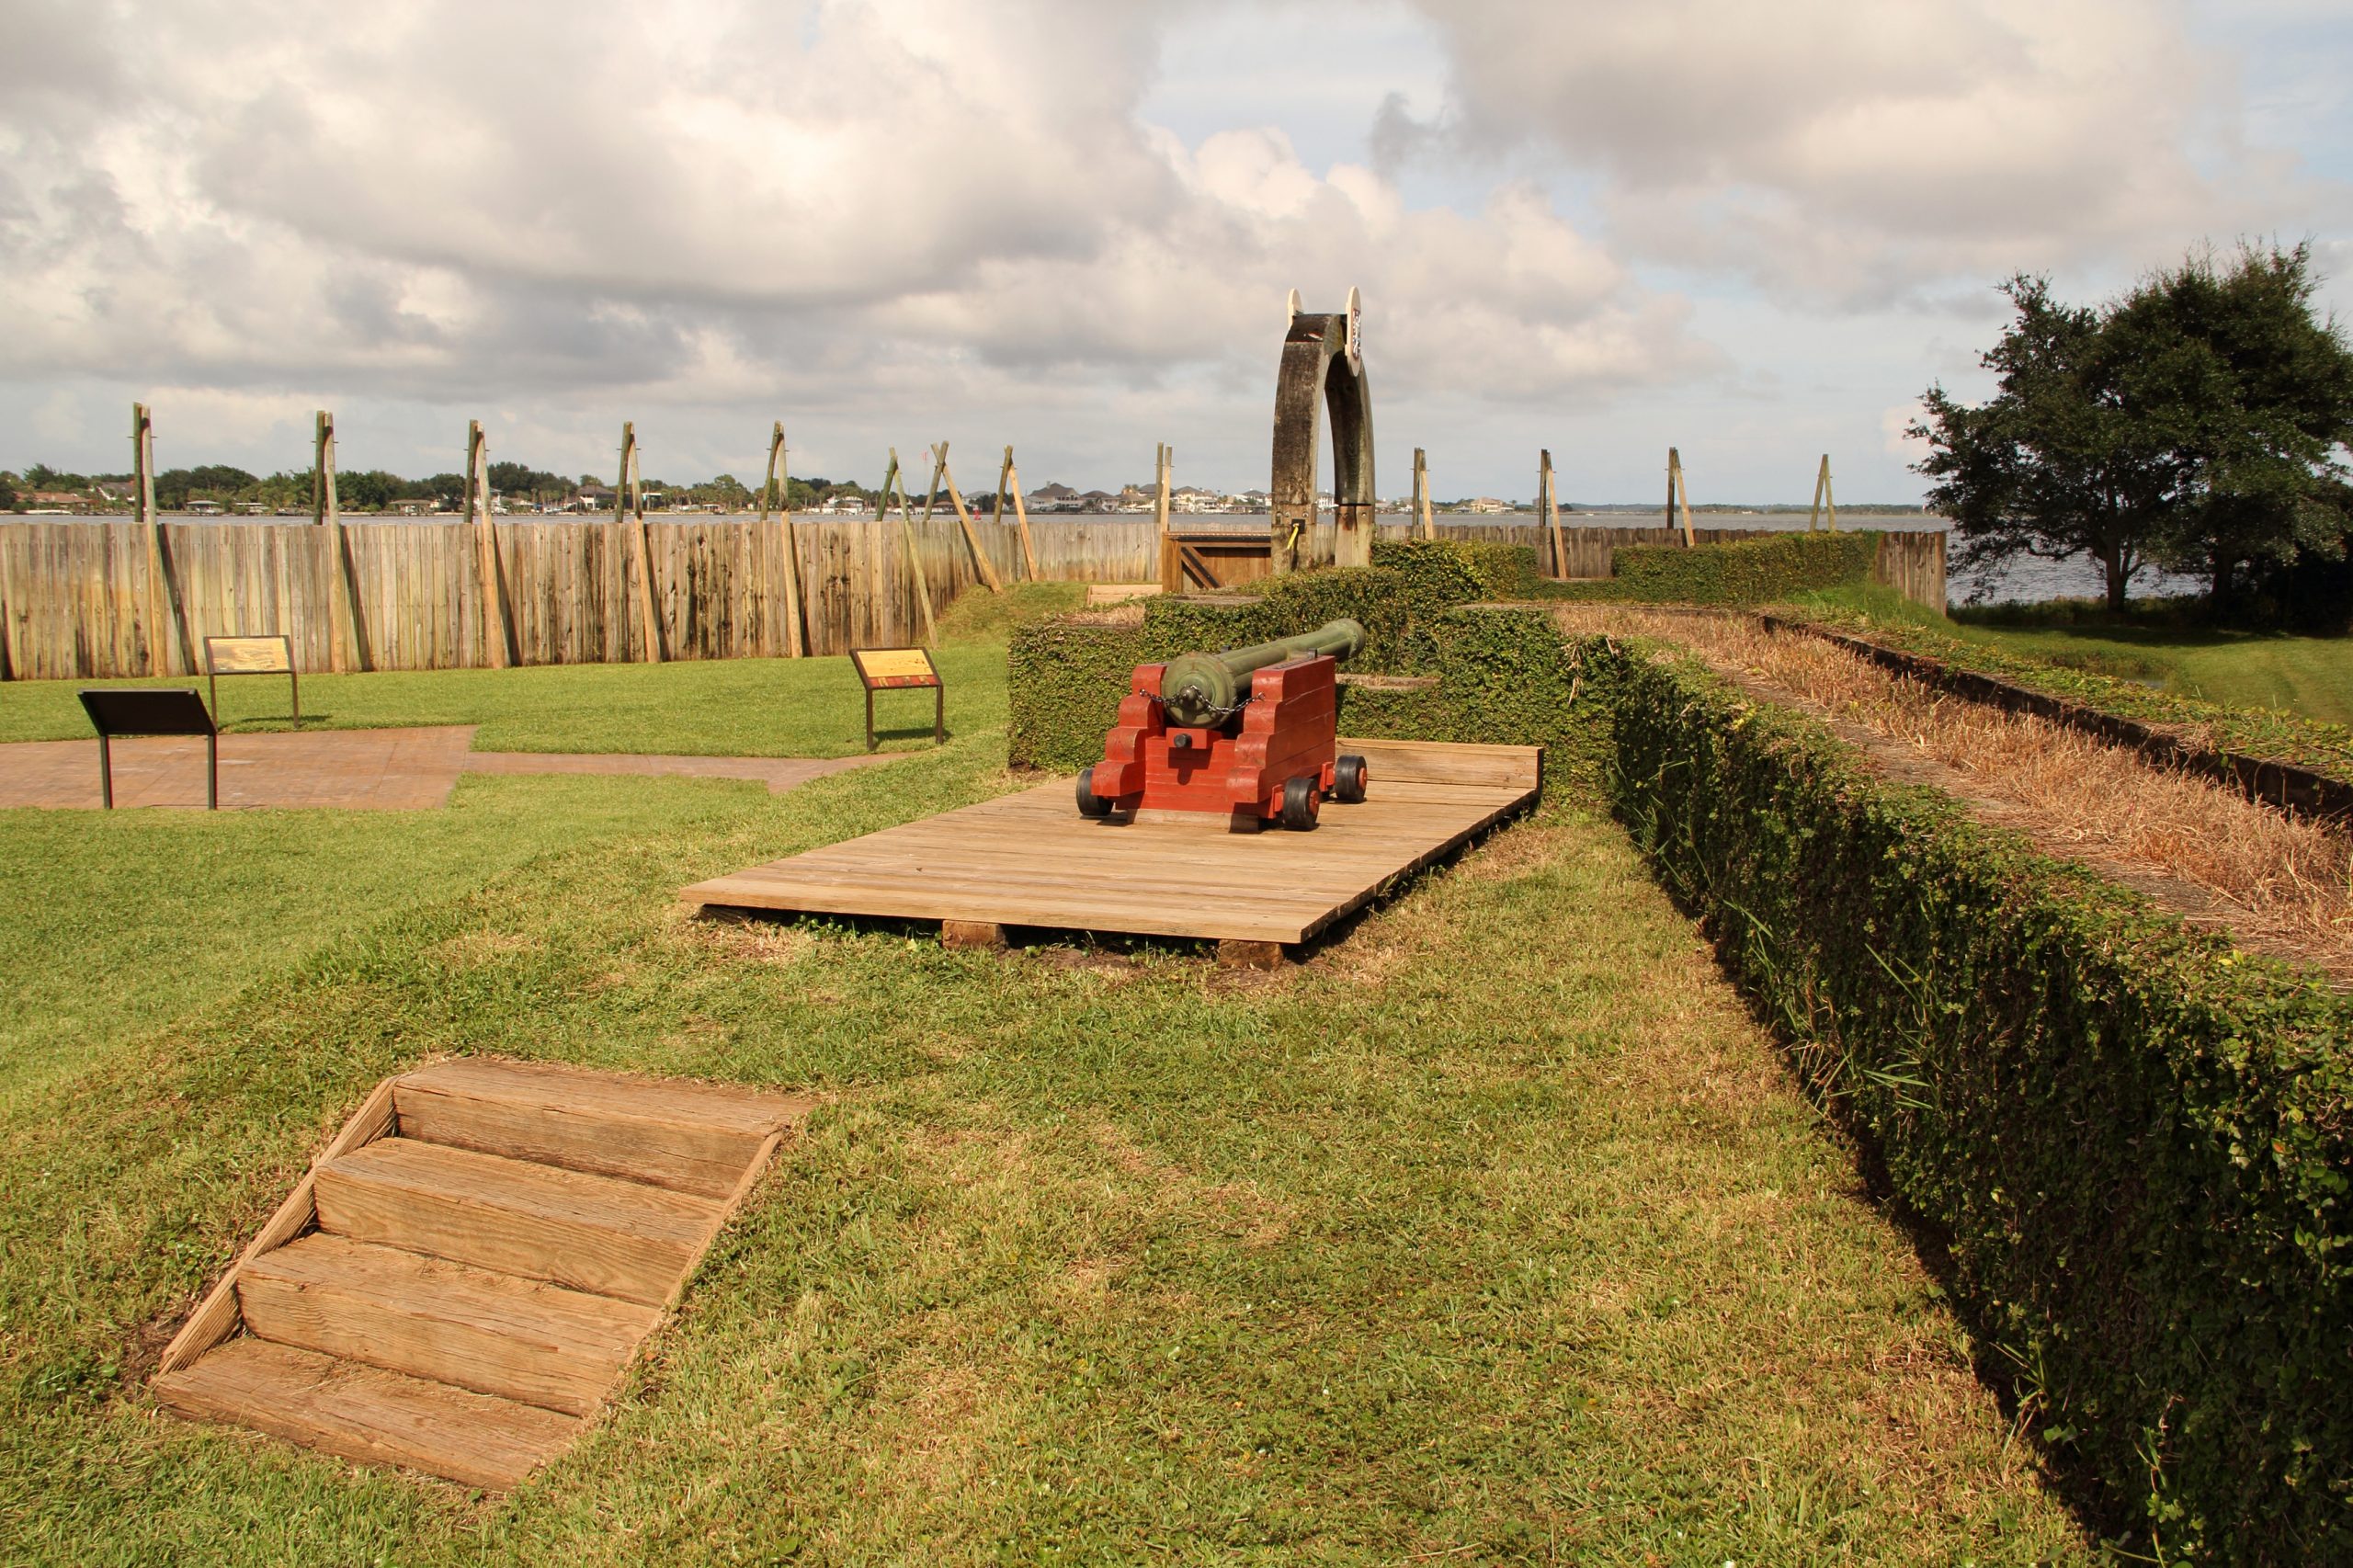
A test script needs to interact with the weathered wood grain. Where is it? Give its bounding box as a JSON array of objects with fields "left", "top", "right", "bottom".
[
  {"left": 235, "top": 1233, "right": 659, "bottom": 1416},
  {"left": 313, "top": 1139, "right": 722, "bottom": 1305},
  {"left": 152, "top": 1338, "right": 580, "bottom": 1490}
]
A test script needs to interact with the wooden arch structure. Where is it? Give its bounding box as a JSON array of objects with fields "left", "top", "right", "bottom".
[{"left": 1270, "top": 289, "right": 1376, "bottom": 573}]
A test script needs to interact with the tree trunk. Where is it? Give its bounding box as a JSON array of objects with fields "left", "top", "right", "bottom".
[{"left": 2103, "top": 546, "right": 2128, "bottom": 612}]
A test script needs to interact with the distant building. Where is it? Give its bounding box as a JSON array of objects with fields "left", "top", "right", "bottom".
[{"left": 1465, "top": 496, "right": 1509, "bottom": 514}]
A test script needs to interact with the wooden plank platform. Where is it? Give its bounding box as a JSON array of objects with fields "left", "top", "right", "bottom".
[
  {"left": 682, "top": 737, "right": 1542, "bottom": 946},
  {"left": 152, "top": 1058, "right": 810, "bottom": 1488}
]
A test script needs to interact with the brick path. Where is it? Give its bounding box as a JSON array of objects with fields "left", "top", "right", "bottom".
[{"left": 0, "top": 726, "right": 884, "bottom": 811}]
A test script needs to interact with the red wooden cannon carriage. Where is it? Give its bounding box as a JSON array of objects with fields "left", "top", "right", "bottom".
[{"left": 1076, "top": 619, "right": 1370, "bottom": 831}]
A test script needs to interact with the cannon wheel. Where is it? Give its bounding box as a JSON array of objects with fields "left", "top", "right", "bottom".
[
  {"left": 1076, "top": 767, "right": 1113, "bottom": 819},
  {"left": 1333, "top": 754, "right": 1368, "bottom": 804},
  {"left": 1279, "top": 776, "right": 1320, "bottom": 831}
]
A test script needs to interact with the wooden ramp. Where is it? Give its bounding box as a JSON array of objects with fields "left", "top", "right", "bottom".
[
  {"left": 152, "top": 1059, "right": 808, "bottom": 1489},
  {"left": 683, "top": 737, "right": 1541, "bottom": 947}
]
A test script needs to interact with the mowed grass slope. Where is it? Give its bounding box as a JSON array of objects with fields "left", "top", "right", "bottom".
[
  {"left": 1960, "top": 622, "right": 2353, "bottom": 725},
  {"left": 1798, "top": 582, "right": 2353, "bottom": 726},
  {"left": 0, "top": 721, "right": 2090, "bottom": 1562}
]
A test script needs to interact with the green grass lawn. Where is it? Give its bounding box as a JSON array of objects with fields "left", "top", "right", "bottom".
[
  {"left": 0, "top": 603, "right": 2094, "bottom": 1563},
  {"left": 0, "top": 583, "right": 1085, "bottom": 755},
  {"left": 1954, "top": 621, "right": 2353, "bottom": 724}
]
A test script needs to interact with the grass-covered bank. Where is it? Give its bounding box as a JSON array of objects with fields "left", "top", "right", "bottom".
[
  {"left": 1794, "top": 584, "right": 2353, "bottom": 729},
  {"left": 1587, "top": 631, "right": 2353, "bottom": 1562},
  {"left": 0, "top": 672, "right": 2089, "bottom": 1562}
]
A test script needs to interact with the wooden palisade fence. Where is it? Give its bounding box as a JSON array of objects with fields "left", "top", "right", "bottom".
[{"left": 0, "top": 514, "right": 1945, "bottom": 680}]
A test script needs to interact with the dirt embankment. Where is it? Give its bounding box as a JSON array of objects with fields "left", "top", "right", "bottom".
[{"left": 1558, "top": 605, "right": 2353, "bottom": 983}]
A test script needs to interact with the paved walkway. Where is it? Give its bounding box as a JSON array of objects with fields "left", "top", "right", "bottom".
[{"left": 0, "top": 726, "right": 884, "bottom": 811}]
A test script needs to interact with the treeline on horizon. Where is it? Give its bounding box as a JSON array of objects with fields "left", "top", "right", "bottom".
[
  {"left": 0, "top": 461, "right": 882, "bottom": 514},
  {"left": 0, "top": 458, "right": 1930, "bottom": 517}
]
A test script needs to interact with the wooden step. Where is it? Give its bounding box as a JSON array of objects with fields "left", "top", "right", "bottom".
[
  {"left": 394, "top": 1057, "right": 809, "bottom": 1199},
  {"left": 314, "top": 1139, "right": 723, "bottom": 1306},
  {"left": 152, "top": 1338, "right": 578, "bottom": 1490},
  {"left": 236, "top": 1233, "right": 662, "bottom": 1415}
]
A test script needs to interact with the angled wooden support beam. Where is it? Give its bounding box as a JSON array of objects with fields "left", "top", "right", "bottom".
[
  {"left": 933, "top": 442, "right": 1002, "bottom": 593},
  {"left": 996, "top": 446, "right": 1037, "bottom": 581},
  {"left": 884, "top": 449, "right": 939, "bottom": 648}
]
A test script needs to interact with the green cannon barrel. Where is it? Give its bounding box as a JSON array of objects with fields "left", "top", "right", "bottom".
[{"left": 1159, "top": 618, "right": 1366, "bottom": 727}]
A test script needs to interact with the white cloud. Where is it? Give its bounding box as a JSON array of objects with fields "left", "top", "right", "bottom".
[
  {"left": 1399, "top": 0, "right": 2346, "bottom": 304},
  {"left": 0, "top": 0, "right": 1699, "bottom": 426}
]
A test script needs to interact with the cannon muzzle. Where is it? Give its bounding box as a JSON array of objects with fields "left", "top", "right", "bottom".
[{"left": 1159, "top": 618, "right": 1365, "bottom": 727}]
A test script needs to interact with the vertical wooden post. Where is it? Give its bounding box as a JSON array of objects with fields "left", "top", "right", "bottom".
[
  {"left": 884, "top": 449, "right": 939, "bottom": 648},
  {"left": 618, "top": 424, "right": 662, "bottom": 664},
  {"left": 1154, "top": 442, "right": 1172, "bottom": 538},
  {"left": 1667, "top": 447, "right": 1696, "bottom": 549},
  {"left": 315, "top": 410, "right": 361, "bottom": 674},
  {"left": 467, "top": 420, "right": 514, "bottom": 667},
  {"left": 767, "top": 423, "right": 805, "bottom": 659},
  {"left": 933, "top": 442, "right": 1002, "bottom": 593},
  {"left": 1412, "top": 448, "right": 1434, "bottom": 540},
  {"left": 996, "top": 446, "right": 1036, "bottom": 581},
  {"left": 136, "top": 400, "right": 164, "bottom": 672},
  {"left": 1810, "top": 453, "right": 1837, "bottom": 532},
  {"left": 759, "top": 421, "right": 784, "bottom": 524},
  {"left": 1540, "top": 449, "right": 1566, "bottom": 577}
]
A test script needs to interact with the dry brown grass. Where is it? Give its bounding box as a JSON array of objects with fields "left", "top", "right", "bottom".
[{"left": 1559, "top": 605, "right": 2353, "bottom": 975}]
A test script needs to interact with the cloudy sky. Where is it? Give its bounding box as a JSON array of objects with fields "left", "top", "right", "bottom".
[{"left": 3, "top": 0, "right": 2347, "bottom": 502}]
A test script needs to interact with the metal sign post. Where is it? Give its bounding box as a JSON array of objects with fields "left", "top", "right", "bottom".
[{"left": 79, "top": 687, "right": 220, "bottom": 809}]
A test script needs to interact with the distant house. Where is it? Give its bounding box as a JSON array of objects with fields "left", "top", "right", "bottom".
[
  {"left": 23, "top": 489, "right": 92, "bottom": 514},
  {"left": 1466, "top": 496, "right": 1508, "bottom": 515}
]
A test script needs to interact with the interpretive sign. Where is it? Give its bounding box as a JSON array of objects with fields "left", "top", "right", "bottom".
[
  {"left": 80, "top": 687, "right": 220, "bottom": 810},
  {"left": 204, "top": 634, "right": 300, "bottom": 725},
  {"left": 849, "top": 647, "right": 945, "bottom": 752}
]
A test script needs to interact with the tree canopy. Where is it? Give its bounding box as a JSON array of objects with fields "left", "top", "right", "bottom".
[{"left": 1911, "top": 243, "right": 2353, "bottom": 613}]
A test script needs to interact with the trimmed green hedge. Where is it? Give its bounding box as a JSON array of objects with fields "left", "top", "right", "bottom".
[
  {"left": 1006, "top": 553, "right": 1593, "bottom": 782},
  {"left": 1591, "top": 638, "right": 2353, "bottom": 1562},
  {"left": 1551, "top": 528, "right": 1881, "bottom": 604}
]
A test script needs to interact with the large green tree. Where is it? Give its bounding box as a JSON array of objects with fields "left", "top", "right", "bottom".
[
  {"left": 1913, "top": 276, "right": 2181, "bottom": 609},
  {"left": 2111, "top": 244, "right": 2353, "bottom": 608},
  {"left": 1911, "top": 244, "right": 2353, "bottom": 612}
]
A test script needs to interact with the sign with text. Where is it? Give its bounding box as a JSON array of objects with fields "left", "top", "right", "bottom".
[
  {"left": 205, "top": 635, "right": 293, "bottom": 675},
  {"left": 204, "top": 633, "right": 300, "bottom": 725},
  {"left": 849, "top": 647, "right": 945, "bottom": 752},
  {"left": 851, "top": 648, "right": 940, "bottom": 687}
]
